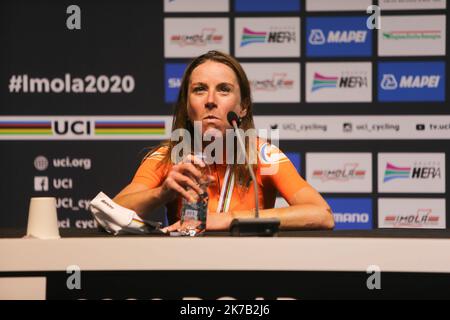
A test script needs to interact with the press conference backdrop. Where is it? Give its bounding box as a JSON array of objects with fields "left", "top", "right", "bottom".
[{"left": 0, "top": 0, "right": 448, "bottom": 231}]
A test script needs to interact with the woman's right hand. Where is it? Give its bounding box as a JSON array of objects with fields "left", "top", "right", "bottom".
[{"left": 160, "top": 156, "right": 211, "bottom": 203}]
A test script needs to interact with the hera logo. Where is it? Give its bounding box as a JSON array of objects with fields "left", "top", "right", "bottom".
[{"left": 381, "top": 74, "right": 398, "bottom": 90}]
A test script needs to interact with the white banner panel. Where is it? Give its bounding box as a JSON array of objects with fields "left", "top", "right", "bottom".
[
  {"left": 306, "top": 153, "right": 372, "bottom": 193},
  {"left": 0, "top": 116, "right": 172, "bottom": 140},
  {"left": 378, "top": 198, "right": 446, "bottom": 229},
  {"left": 379, "top": 0, "right": 446, "bottom": 10},
  {"left": 378, "top": 153, "right": 445, "bottom": 193},
  {"left": 241, "top": 63, "right": 300, "bottom": 103},
  {"left": 306, "top": 62, "right": 372, "bottom": 102},
  {"left": 164, "top": 0, "right": 229, "bottom": 12},
  {"left": 2, "top": 115, "right": 450, "bottom": 141},
  {"left": 378, "top": 15, "right": 446, "bottom": 56},
  {"left": 235, "top": 17, "right": 300, "bottom": 57},
  {"left": 253, "top": 115, "right": 450, "bottom": 140},
  {"left": 164, "top": 18, "right": 229, "bottom": 58},
  {"left": 306, "top": 0, "right": 372, "bottom": 11}
]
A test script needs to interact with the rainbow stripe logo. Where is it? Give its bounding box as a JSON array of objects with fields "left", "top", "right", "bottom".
[
  {"left": 383, "top": 162, "right": 411, "bottom": 182},
  {"left": 95, "top": 121, "right": 165, "bottom": 135},
  {"left": 240, "top": 27, "right": 267, "bottom": 47},
  {"left": 311, "top": 73, "right": 338, "bottom": 92},
  {"left": 0, "top": 121, "right": 52, "bottom": 135}
]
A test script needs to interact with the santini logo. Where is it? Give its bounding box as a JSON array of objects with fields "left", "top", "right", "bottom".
[
  {"left": 309, "top": 29, "right": 367, "bottom": 45},
  {"left": 381, "top": 74, "right": 441, "bottom": 90}
]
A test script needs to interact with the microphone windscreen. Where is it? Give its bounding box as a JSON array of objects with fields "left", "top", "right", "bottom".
[{"left": 227, "top": 111, "right": 239, "bottom": 127}]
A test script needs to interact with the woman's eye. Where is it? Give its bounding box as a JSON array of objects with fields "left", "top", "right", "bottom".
[
  {"left": 192, "top": 86, "right": 206, "bottom": 93},
  {"left": 218, "top": 85, "right": 231, "bottom": 93}
]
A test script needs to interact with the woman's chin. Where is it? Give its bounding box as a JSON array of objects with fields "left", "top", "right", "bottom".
[{"left": 203, "top": 126, "right": 224, "bottom": 138}]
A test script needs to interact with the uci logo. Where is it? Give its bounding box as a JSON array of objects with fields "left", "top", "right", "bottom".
[{"left": 53, "top": 120, "right": 92, "bottom": 135}]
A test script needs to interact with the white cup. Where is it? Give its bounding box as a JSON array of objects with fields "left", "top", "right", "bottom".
[{"left": 25, "top": 197, "right": 60, "bottom": 239}]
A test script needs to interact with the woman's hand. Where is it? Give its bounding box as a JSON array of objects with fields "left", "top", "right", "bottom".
[
  {"left": 161, "top": 220, "right": 181, "bottom": 233},
  {"left": 206, "top": 212, "right": 233, "bottom": 231},
  {"left": 160, "top": 155, "right": 212, "bottom": 203},
  {"left": 161, "top": 212, "right": 233, "bottom": 234}
]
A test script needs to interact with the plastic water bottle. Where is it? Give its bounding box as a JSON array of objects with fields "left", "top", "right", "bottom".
[{"left": 179, "top": 154, "right": 211, "bottom": 236}]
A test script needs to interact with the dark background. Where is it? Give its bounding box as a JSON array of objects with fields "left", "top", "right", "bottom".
[{"left": 0, "top": 0, "right": 449, "bottom": 229}]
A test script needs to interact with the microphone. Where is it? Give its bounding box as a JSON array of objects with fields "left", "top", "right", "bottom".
[{"left": 226, "top": 111, "right": 280, "bottom": 236}]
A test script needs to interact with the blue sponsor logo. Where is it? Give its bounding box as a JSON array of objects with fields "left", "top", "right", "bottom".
[
  {"left": 285, "top": 152, "right": 301, "bottom": 173},
  {"left": 378, "top": 62, "right": 445, "bottom": 102},
  {"left": 235, "top": 0, "right": 300, "bottom": 12},
  {"left": 165, "top": 63, "right": 186, "bottom": 103},
  {"left": 326, "top": 198, "right": 372, "bottom": 230},
  {"left": 306, "top": 17, "right": 372, "bottom": 57}
]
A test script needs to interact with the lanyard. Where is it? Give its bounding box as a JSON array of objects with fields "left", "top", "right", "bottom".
[{"left": 216, "top": 165, "right": 235, "bottom": 213}]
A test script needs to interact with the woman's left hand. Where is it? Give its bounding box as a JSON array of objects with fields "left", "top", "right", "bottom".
[
  {"left": 206, "top": 212, "right": 233, "bottom": 231},
  {"left": 161, "top": 212, "right": 233, "bottom": 233}
]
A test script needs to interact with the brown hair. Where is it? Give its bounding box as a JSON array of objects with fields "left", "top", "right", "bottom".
[{"left": 146, "top": 50, "right": 256, "bottom": 189}]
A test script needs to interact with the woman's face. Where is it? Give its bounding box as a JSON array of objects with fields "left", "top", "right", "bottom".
[{"left": 187, "top": 60, "right": 247, "bottom": 135}]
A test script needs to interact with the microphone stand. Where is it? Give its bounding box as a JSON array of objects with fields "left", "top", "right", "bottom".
[{"left": 229, "top": 120, "right": 280, "bottom": 237}]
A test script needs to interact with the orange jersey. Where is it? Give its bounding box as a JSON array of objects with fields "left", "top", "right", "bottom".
[{"left": 132, "top": 140, "right": 310, "bottom": 223}]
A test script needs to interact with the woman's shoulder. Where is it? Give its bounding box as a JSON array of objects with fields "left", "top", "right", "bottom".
[
  {"left": 256, "top": 137, "right": 289, "bottom": 166},
  {"left": 143, "top": 145, "right": 170, "bottom": 162}
]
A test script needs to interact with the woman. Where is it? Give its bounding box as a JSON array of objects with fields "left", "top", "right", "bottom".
[{"left": 114, "top": 50, "right": 334, "bottom": 231}]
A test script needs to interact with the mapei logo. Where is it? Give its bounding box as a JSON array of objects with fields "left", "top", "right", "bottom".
[
  {"left": 170, "top": 28, "right": 223, "bottom": 47},
  {"left": 380, "top": 74, "right": 441, "bottom": 90},
  {"left": 326, "top": 198, "right": 372, "bottom": 230},
  {"left": 380, "top": 74, "right": 397, "bottom": 90},
  {"left": 383, "top": 162, "right": 441, "bottom": 183},
  {"left": 378, "top": 62, "right": 445, "bottom": 102},
  {"left": 309, "top": 29, "right": 367, "bottom": 45},
  {"left": 309, "top": 29, "right": 326, "bottom": 45},
  {"left": 240, "top": 27, "right": 296, "bottom": 47},
  {"left": 307, "top": 17, "right": 372, "bottom": 57},
  {"left": 312, "top": 72, "right": 368, "bottom": 92}
]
